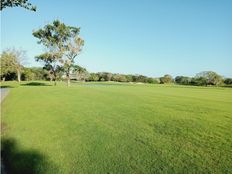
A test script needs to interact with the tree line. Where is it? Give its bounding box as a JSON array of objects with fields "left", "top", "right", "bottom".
[
  {"left": 74, "top": 71, "right": 232, "bottom": 86},
  {"left": 1, "top": 51, "right": 231, "bottom": 87}
]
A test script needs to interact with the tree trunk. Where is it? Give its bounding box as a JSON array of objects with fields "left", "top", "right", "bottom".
[
  {"left": 49, "top": 71, "right": 53, "bottom": 83},
  {"left": 67, "top": 75, "right": 70, "bottom": 87},
  {"left": 53, "top": 73, "right": 57, "bottom": 86},
  {"left": 67, "top": 69, "right": 71, "bottom": 87},
  {"left": 17, "top": 70, "right": 21, "bottom": 83}
]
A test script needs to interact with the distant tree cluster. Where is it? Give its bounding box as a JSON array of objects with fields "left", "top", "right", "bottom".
[
  {"left": 1, "top": 52, "right": 231, "bottom": 88},
  {"left": 84, "top": 71, "right": 230, "bottom": 87},
  {"left": 175, "top": 71, "right": 225, "bottom": 86},
  {"left": 1, "top": 49, "right": 231, "bottom": 87},
  {"left": 85, "top": 72, "right": 160, "bottom": 84},
  {"left": 0, "top": 65, "right": 49, "bottom": 82},
  {"left": 0, "top": 48, "right": 49, "bottom": 82}
]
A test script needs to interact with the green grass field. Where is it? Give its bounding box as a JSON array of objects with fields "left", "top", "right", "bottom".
[{"left": 1, "top": 81, "right": 232, "bottom": 174}]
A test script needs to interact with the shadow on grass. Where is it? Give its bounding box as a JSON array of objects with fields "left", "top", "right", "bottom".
[
  {"left": 1, "top": 138, "right": 56, "bottom": 174},
  {"left": 21, "top": 82, "right": 51, "bottom": 87},
  {"left": 0, "top": 85, "right": 14, "bottom": 88},
  {"left": 222, "top": 85, "right": 232, "bottom": 88}
]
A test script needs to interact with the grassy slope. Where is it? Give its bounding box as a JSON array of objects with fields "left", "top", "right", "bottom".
[{"left": 1, "top": 82, "right": 232, "bottom": 173}]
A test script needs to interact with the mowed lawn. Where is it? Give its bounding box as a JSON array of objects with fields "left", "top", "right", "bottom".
[{"left": 1, "top": 82, "right": 232, "bottom": 174}]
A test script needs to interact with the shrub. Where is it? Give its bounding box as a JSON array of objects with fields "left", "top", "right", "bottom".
[
  {"left": 224, "top": 78, "right": 232, "bottom": 85},
  {"left": 160, "top": 74, "right": 173, "bottom": 84}
]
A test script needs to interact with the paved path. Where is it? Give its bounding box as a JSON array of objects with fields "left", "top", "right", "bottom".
[{"left": 0, "top": 88, "right": 9, "bottom": 103}]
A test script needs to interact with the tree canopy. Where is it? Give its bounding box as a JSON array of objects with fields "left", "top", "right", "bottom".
[
  {"left": 160, "top": 74, "right": 173, "bottom": 84},
  {"left": 33, "top": 20, "right": 84, "bottom": 86},
  {"left": 175, "top": 76, "right": 191, "bottom": 85},
  {"left": 34, "top": 52, "right": 63, "bottom": 85},
  {"left": 224, "top": 78, "right": 232, "bottom": 85},
  {"left": 0, "top": 0, "right": 36, "bottom": 11},
  {"left": 0, "top": 48, "right": 26, "bottom": 82},
  {"left": 195, "top": 71, "right": 223, "bottom": 86},
  {"left": 0, "top": 51, "right": 16, "bottom": 78}
]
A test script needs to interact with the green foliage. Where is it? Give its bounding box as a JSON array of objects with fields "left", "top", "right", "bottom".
[
  {"left": 1, "top": 72, "right": 17, "bottom": 81},
  {"left": 97, "top": 72, "right": 113, "bottom": 81},
  {"left": 2, "top": 82, "right": 232, "bottom": 173},
  {"left": 224, "top": 78, "right": 232, "bottom": 85},
  {"left": 88, "top": 73, "right": 100, "bottom": 81},
  {"left": 0, "top": 51, "right": 16, "bottom": 77},
  {"left": 33, "top": 20, "right": 84, "bottom": 86},
  {"left": 160, "top": 74, "right": 173, "bottom": 84},
  {"left": 111, "top": 74, "right": 127, "bottom": 82},
  {"left": 136, "top": 75, "right": 149, "bottom": 83},
  {"left": 147, "top": 77, "right": 159, "bottom": 84},
  {"left": 21, "top": 67, "right": 49, "bottom": 81},
  {"left": 175, "top": 72, "right": 225, "bottom": 87},
  {"left": 195, "top": 71, "right": 223, "bottom": 86},
  {"left": 21, "top": 67, "right": 35, "bottom": 81},
  {"left": 175, "top": 76, "right": 192, "bottom": 85},
  {"left": 30, "top": 67, "right": 49, "bottom": 80},
  {"left": 190, "top": 77, "right": 208, "bottom": 86},
  {"left": 125, "top": 75, "right": 133, "bottom": 82},
  {"left": 34, "top": 52, "right": 62, "bottom": 83},
  {"left": 86, "top": 73, "right": 161, "bottom": 84},
  {"left": 0, "top": 0, "right": 36, "bottom": 11},
  {"left": 72, "top": 65, "right": 89, "bottom": 81},
  {"left": 0, "top": 49, "right": 25, "bottom": 82}
]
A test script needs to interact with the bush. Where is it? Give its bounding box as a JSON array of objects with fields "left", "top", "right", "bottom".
[
  {"left": 175, "top": 76, "right": 191, "bottom": 85},
  {"left": 22, "top": 68, "right": 35, "bottom": 81},
  {"left": 147, "top": 78, "right": 159, "bottom": 84},
  {"left": 224, "top": 78, "right": 232, "bottom": 85},
  {"left": 160, "top": 74, "right": 173, "bottom": 84},
  {"left": 112, "top": 74, "right": 127, "bottom": 82},
  {"left": 88, "top": 73, "right": 100, "bottom": 81},
  {"left": 190, "top": 77, "right": 208, "bottom": 86},
  {"left": 21, "top": 67, "right": 49, "bottom": 81}
]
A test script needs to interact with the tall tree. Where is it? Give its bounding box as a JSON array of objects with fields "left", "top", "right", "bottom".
[
  {"left": 33, "top": 20, "right": 84, "bottom": 86},
  {"left": 0, "top": 48, "right": 26, "bottom": 82},
  {"left": 0, "top": 0, "right": 36, "bottom": 11}
]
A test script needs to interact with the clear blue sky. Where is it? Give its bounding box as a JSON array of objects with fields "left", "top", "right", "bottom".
[{"left": 1, "top": 0, "right": 232, "bottom": 77}]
